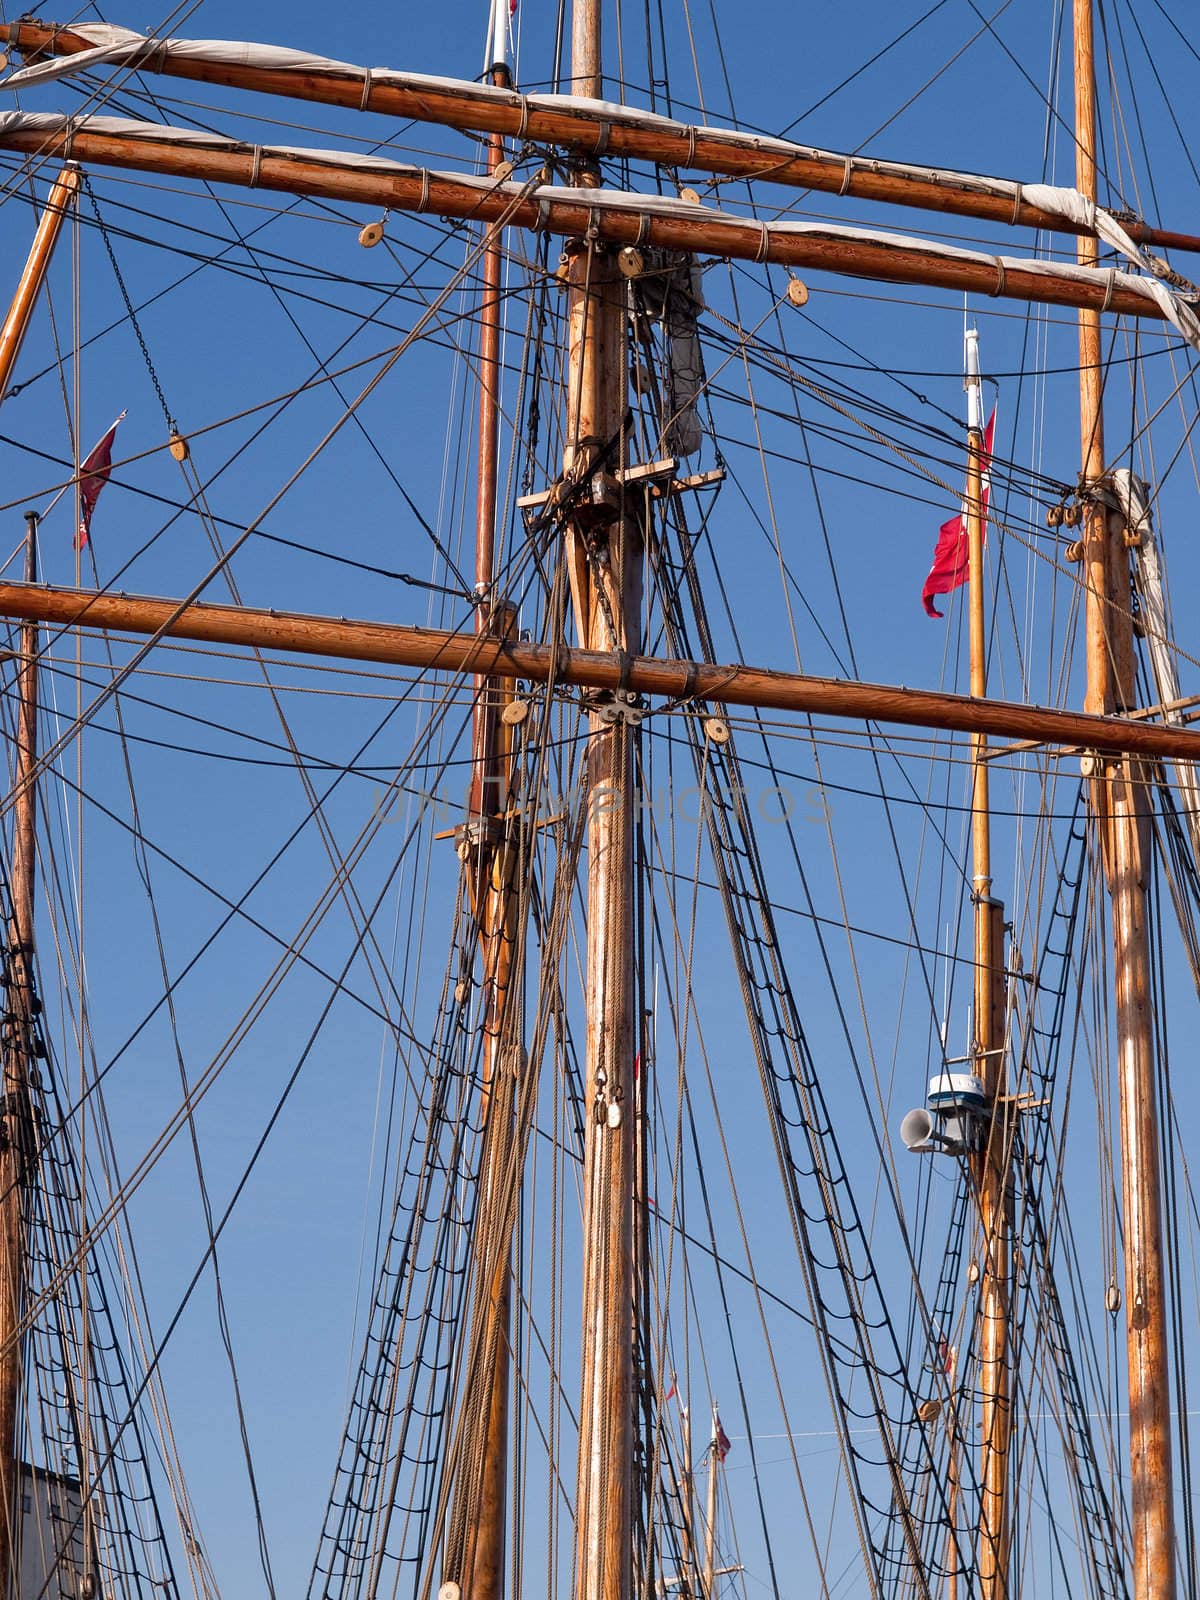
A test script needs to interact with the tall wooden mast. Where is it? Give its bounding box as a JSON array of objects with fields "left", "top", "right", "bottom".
[
  {"left": 962, "top": 331, "right": 1012, "bottom": 1598},
  {"left": 0, "top": 515, "right": 40, "bottom": 1597},
  {"left": 701, "top": 1410, "right": 718, "bottom": 1598},
  {"left": 1073, "top": 5, "right": 1176, "bottom": 1596},
  {"left": 443, "top": 5, "right": 521, "bottom": 1596},
  {"left": 566, "top": 2, "right": 640, "bottom": 1597},
  {"left": 0, "top": 171, "right": 77, "bottom": 1599},
  {"left": 0, "top": 48, "right": 1187, "bottom": 1593}
]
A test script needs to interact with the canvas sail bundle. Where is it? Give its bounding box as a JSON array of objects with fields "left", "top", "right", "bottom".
[{"left": 1, "top": 106, "right": 1199, "bottom": 350}]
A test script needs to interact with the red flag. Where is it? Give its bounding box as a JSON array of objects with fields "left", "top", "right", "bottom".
[
  {"left": 714, "top": 1415, "right": 732, "bottom": 1463},
  {"left": 76, "top": 412, "right": 126, "bottom": 550},
  {"left": 921, "top": 407, "right": 996, "bottom": 618},
  {"left": 663, "top": 1374, "right": 677, "bottom": 1404}
]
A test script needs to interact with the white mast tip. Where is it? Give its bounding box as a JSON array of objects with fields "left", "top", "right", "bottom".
[
  {"left": 485, "top": 0, "right": 513, "bottom": 75},
  {"left": 964, "top": 326, "right": 983, "bottom": 431}
]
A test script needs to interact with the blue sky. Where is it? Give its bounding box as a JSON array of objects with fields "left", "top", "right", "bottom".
[{"left": 2, "top": 0, "right": 1199, "bottom": 1595}]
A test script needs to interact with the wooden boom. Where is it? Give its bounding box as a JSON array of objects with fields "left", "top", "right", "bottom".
[
  {"left": 4, "top": 18, "right": 1200, "bottom": 255},
  {"left": 0, "top": 116, "right": 1185, "bottom": 323},
  {"left": 4, "top": 579, "right": 1200, "bottom": 760}
]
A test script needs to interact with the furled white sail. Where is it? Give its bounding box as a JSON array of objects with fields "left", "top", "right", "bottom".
[
  {"left": 1, "top": 107, "right": 1198, "bottom": 352},
  {"left": 1112, "top": 468, "right": 1200, "bottom": 868}
]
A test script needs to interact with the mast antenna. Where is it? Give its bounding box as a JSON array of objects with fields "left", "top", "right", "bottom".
[
  {"left": 485, "top": 0, "right": 514, "bottom": 76},
  {"left": 964, "top": 324, "right": 983, "bottom": 433}
]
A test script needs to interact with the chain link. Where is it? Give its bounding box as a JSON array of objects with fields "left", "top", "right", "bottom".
[{"left": 83, "top": 176, "right": 177, "bottom": 434}]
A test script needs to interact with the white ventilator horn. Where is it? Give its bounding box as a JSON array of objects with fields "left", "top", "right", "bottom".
[
  {"left": 900, "top": 1105, "right": 971, "bottom": 1155},
  {"left": 900, "top": 1108, "right": 936, "bottom": 1152}
]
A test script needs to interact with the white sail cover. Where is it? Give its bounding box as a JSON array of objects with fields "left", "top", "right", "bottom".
[
  {"left": 3, "top": 21, "right": 1199, "bottom": 354},
  {"left": 1112, "top": 469, "right": 1200, "bottom": 866},
  {"left": 1, "top": 102, "right": 1198, "bottom": 355},
  {"left": 1021, "top": 184, "right": 1200, "bottom": 354},
  {"left": 3, "top": 26, "right": 362, "bottom": 86}
]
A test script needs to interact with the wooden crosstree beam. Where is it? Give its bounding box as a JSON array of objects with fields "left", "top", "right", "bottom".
[
  {"left": 0, "top": 115, "right": 1190, "bottom": 323},
  {"left": 4, "top": 579, "right": 1200, "bottom": 761},
  {"left": 3, "top": 18, "right": 1200, "bottom": 254}
]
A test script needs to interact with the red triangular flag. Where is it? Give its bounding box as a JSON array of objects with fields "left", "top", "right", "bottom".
[
  {"left": 921, "top": 407, "right": 996, "bottom": 618},
  {"left": 715, "top": 1415, "right": 732, "bottom": 1462},
  {"left": 76, "top": 412, "right": 126, "bottom": 550}
]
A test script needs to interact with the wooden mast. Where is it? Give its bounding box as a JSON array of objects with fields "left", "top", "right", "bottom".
[
  {"left": 0, "top": 27, "right": 1184, "bottom": 1597},
  {"left": 566, "top": 2, "right": 639, "bottom": 1597},
  {"left": 5, "top": 580, "right": 1200, "bottom": 759},
  {"left": 1073, "top": 5, "right": 1177, "bottom": 1597},
  {"left": 0, "top": 171, "right": 78, "bottom": 1599},
  {"left": 0, "top": 165, "right": 80, "bottom": 404},
  {"left": 0, "top": 516, "right": 40, "bottom": 1597},
  {"left": 701, "top": 1411, "right": 717, "bottom": 1598},
  {"left": 961, "top": 331, "right": 1012, "bottom": 1598},
  {"left": 443, "top": 7, "right": 520, "bottom": 1597}
]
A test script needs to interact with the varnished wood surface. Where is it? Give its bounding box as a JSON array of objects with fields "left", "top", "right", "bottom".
[
  {"left": 2, "top": 581, "right": 1200, "bottom": 760},
  {"left": 5, "top": 21, "right": 1200, "bottom": 253}
]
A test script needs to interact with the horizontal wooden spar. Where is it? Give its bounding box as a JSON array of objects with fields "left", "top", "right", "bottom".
[
  {"left": 3, "top": 579, "right": 1200, "bottom": 760},
  {"left": 4, "top": 18, "right": 1198, "bottom": 255},
  {"left": 0, "top": 114, "right": 1181, "bottom": 322}
]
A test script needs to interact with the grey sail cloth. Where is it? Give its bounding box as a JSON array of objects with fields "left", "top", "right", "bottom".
[{"left": 1111, "top": 468, "right": 1200, "bottom": 867}]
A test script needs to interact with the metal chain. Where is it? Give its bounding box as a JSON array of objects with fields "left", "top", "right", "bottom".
[{"left": 82, "top": 176, "right": 178, "bottom": 434}]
